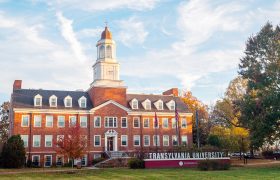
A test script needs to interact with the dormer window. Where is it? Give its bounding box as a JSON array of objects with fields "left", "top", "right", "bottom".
[
  {"left": 64, "top": 96, "right": 72, "bottom": 107},
  {"left": 49, "top": 95, "right": 57, "bottom": 107},
  {"left": 167, "top": 100, "right": 176, "bottom": 110},
  {"left": 34, "top": 94, "right": 42, "bottom": 107},
  {"left": 131, "top": 99, "right": 138, "bottom": 109},
  {"left": 154, "top": 100, "right": 164, "bottom": 110},
  {"left": 79, "top": 96, "right": 87, "bottom": 108},
  {"left": 142, "top": 99, "right": 151, "bottom": 110}
]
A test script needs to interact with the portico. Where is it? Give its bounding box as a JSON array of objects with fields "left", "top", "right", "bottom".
[{"left": 104, "top": 129, "right": 118, "bottom": 152}]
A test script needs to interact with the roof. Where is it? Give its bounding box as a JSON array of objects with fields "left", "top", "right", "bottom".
[
  {"left": 101, "top": 26, "right": 112, "bottom": 40},
  {"left": 12, "top": 89, "right": 93, "bottom": 110},
  {"left": 126, "top": 94, "right": 190, "bottom": 113}
]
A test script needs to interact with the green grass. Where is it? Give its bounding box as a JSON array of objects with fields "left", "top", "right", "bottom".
[{"left": 0, "top": 166, "right": 280, "bottom": 180}]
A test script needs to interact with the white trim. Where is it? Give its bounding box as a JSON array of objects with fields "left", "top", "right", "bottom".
[
  {"left": 130, "top": 98, "right": 138, "bottom": 109},
  {"left": 69, "top": 116, "right": 77, "bottom": 127},
  {"left": 162, "top": 118, "right": 169, "bottom": 128},
  {"left": 121, "top": 135, "right": 128, "bottom": 146},
  {"left": 90, "top": 100, "right": 131, "bottom": 112},
  {"left": 45, "top": 115, "right": 53, "bottom": 127},
  {"left": 163, "top": 135, "right": 169, "bottom": 146},
  {"left": 14, "top": 108, "right": 89, "bottom": 114},
  {"left": 45, "top": 135, "right": 53, "bottom": 147},
  {"left": 133, "top": 117, "right": 140, "bottom": 128},
  {"left": 78, "top": 96, "right": 87, "bottom": 108},
  {"left": 144, "top": 157, "right": 231, "bottom": 161},
  {"left": 49, "top": 95, "right": 57, "bottom": 107},
  {"left": 21, "top": 115, "right": 30, "bottom": 127},
  {"left": 33, "top": 115, "right": 42, "bottom": 127},
  {"left": 44, "top": 155, "right": 52, "bottom": 167},
  {"left": 27, "top": 151, "right": 57, "bottom": 153},
  {"left": 32, "top": 155, "right": 40, "bottom": 166},
  {"left": 80, "top": 116, "right": 88, "bottom": 128},
  {"left": 121, "top": 117, "right": 127, "bottom": 128},
  {"left": 34, "top": 94, "right": 42, "bottom": 107},
  {"left": 64, "top": 95, "right": 72, "bottom": 108},
  {"left": 57, "top": 116, "right": 65, "bottom": 127},
  {"left": 142, "top": 99, "right": 151, "bottom": 110},
  {"left": 94, "top": 135, "right": 101, "bottom": 147},
  {"left": 128, "top": 111, "right": 193, "bottom": 116},
  {"left": 143, "top": 135, "right": 150, "bottom": 146},
  {"left": 154, "top": 99, "right": 164, "bottom": 110},
  {"left": 94, "top": 116, "right": 101, "bottom": 128},
  {"left": 153, "top": 135, "right": 160, "bottom": 146},
  {"left": 133, "top": 135, "right": 140, "bottom": 146},
  {"left": 33, "top": 135, "right": 41, "bottom": 147},
  {"left": 143, "top": 118, "right": 150, "bottom": 128},
  {"left": 104, "top": 117, "right": 118, "bottom": 128}
]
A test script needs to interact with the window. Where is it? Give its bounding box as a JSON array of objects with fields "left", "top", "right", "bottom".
[
  {"left": 34, "top": 115, "right": 42, "bottom": 127},
  {"left": 121, "top": 117, "right": 127, "bottom": 128},
  {"left": 121, "top": 135, "right": 127, "bottom": 146},
  {"left": 64, "top": 96, "right": 72, "bottom": 107},
  {"left": 163, "top": 135, "right": 169, "bottom": 146},
  {"left": 143, "top": 118, "right": 149, "bottom": 128},
  {"left": 46, "top": 115, "right": 53, "bottom": 127},
  {"left": 143, "top": 99, "right": 151, "bottom": 110},
  {"left": 162, "top": 118, "right": 168, "bottom": 128},
  {"left": 133, "top": 117, "right": 140, "bottom": 128},
  {"left": 99, "top": 45, "right": 105, "bottom": 58},
  {"left": 21, "top": 115, "right": 30, "bottom": 127},
  {"left": 182, "top": 136, "right": 188, "bottom": 146},
  {"left": 153, "top": 135, "right": 160, "bottom": 146},
  {"left": 33, "top": 135, "right": 41, "bottom": 147},
  {"left": 58, "top": 116, "right": 65, "bottom": 127},
  {"left": 34, "top": 94, "right": 42, "bottom": 106},
  {"left": 44, "top": 155, "right": 52, "bottom": 167},
  {"left": 80, "top": 116, "right": 87, "bottom": 128},
  {"left": 105, "top": 117, "right": 117, "bottom": 128},
  {"left": 154, "top": 118, "right": 159, "bottom": 128},
  {"left": 172, "top": 135, "right": 178, "bottom": 146},
  {"left": 94, "top": 135, "right": 101, "bottom": 147},
  {"left": 94, "top": 116, "right": 101, "bottom": 128},
  {"left": 69, "top": 116, "right": 77, "bottom": 127},
  {"left": 106, "top": 45, "right": 112, "bottom": 58},
  {"left": 167, "top": 100, "right": 175, "bottom": 110},
  {"left": 181, "top": 118, "right": 187, "bottom": 128},
  {"left": 79, "top": 96, "right": 87, "bottom": 108},
  {"left": 32, "top": 155, "right": 40, "bottom": 166},
  {"left": 131, "top": 99, "right": 138, "bottom": 109},
  {"left": 133, "top": 135, "right": 140, "bottom": 146},
  {"left": 143, "top": 135, "right": 150, "bottom": 146},
  {"left": 49, "top": 95, "right": 57, "bottom": 107},
  {"left": 56, "top": 156, "right": 64, "bottom": 166},
  {"left": 45, "top": 135, "right": 53, "bottom": 147},
  {"left": 158, "top": 101, "right": 163, "bottom": 110},
  {"left": 21, "top": 135, "right": 28, "bottom": 147},
  {"left": 81, "top": 155, "right": 87, "bottom": 166},
  {"left": 172, "top": 118, "right": 177, "bottom": 128}
]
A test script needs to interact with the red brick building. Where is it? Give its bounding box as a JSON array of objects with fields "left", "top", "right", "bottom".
[{"left": 9, "top": 26, "right": 193, "bottom": 167}]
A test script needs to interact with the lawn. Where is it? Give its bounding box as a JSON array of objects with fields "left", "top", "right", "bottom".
[{"left": 0, "top": 166, "right": 280, "bottom": 180}]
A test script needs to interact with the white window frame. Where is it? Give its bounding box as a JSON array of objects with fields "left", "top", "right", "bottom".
[
  {"left": 44, "top": 155, "right": 52, "bottom": 167},
  {"left": 142, "top": 99, "right": 151, "bottom": 110},
  {"left": 80, "top": 116, "right": 87, "bottom": 128},
  {"left": 57, "top": 116, "right": 65, "bottom": 127},
  {"left": 181, "top": 118, "right": 187, "bottom": 128},
  {"left": 94, "top": 135, "right": 101, "bottom": 147},
  {"left": 32, "top": 155, "right": 40, "bottom": 166},
  {"left": 21, "top": 135, "right": 28, "bottom": 148},
  {"left": 64, "top": 95, "right": 72, "bottom": 107},
  {"left": 121, "top": 135, "right": 128, "bottom": 146},
  {"left": 153, "top": 135, "right": 160, "bottom": 146},
  {"left": 79, "top": 96, "right": 87, "bottom": 108},
  {"left": 143, "top": 118, "right": 149, "bottom": 128},
  {"left": 154, "top": 100, "right": 164, "bottom": 110},
  {"left": 34, "top": 94, "right": 42, "bottom": 107},
  {"left": 49, "top": 95, "right": 57, "bottom": 107},
  {"left": 167, "top": 100, "right": 175, "bottom": 110},
  {"left": 172, "top": 135, "right": 178, "bottom": 146},
  {"left": 181, "top": 136, "right": 188, "bottom": 146},
  {"left": 121, "top": 117, "right": 127, "bottom": 128},
  {"left": 163, "top": 135, "right": 169, "bottom": 146},
  {"left": 162, "top": 118, "right": 168, "bottom": 128},
  {"left": 45, "top": 135, "right": 53, "bottom": 147},
  {"left": 94, "top": 116, "right": 101, "bottom": 128},
  {"left": 133, "top": 135, "right": 140, "bottom": 146},
  {"left": 143, "top": 135, "right": 150, "bottom": 146},
  {"left": 104, "top": 117, "right": 118, "bottom": 128},
  {"left": 69, "top": 116, "right": 77, "bottom": 127},
  {"left": 131, "top": 99, "right": 138, "bottom": 109},
  {"left": 33, "top": 135, "right": 41, "bottom": 147},
  {"left": 46, "top": 115, "right": 53, "bottom": 127},
  {"left": 133, "top": 117, "right": 140, "bottom": 128},
  {"left": 21, "top": 115, "right": 30, "bottom": 127},
  {"left": 34, "top": 115, "right": 42, "bottom": 127}
]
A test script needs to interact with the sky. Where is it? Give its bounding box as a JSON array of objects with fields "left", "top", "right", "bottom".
[{"left": 0, "top": 0, "right": 280, "bottom": 105}]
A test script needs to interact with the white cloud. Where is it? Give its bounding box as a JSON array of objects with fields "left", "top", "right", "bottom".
[
  {"left": 116, "top": 17, "right": 149, "bottom": 47},
  {"left": 77, "top": 27, "right": 104, "bottom": 39},
  {"left": 56, "top": 12, "right": 87, "bottom": 63}
]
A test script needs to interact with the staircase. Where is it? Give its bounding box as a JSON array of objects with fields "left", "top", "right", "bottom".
[{"left": 94, "top": 151, "right": 130, "bottom": 168}]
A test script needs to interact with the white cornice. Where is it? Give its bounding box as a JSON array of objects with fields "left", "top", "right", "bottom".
[
  {"left": 128, "top": 111, "right": 193, "bottom": 117},
  {"left": 90, "top": 100, "right": 131, "bottom": 112},
  {"left": 13, "top": 108, "right": 90, "bottom": 114}
]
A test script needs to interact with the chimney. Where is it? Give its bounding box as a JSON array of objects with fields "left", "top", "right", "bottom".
[
  {"left": 162, "top": 88, "right": 179, "bottom": 97},
  {"left": 13, "top": 80, "right": 22, "bottom": 90}
]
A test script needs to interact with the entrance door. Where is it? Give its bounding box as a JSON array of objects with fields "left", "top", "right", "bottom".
[{"left": 107, "top": 137, "right": 114, "bottom": 151}]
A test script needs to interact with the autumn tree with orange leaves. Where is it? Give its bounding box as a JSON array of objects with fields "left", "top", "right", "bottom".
[{"left": 56, "top": 124, "right": 88, "bottom": 168}]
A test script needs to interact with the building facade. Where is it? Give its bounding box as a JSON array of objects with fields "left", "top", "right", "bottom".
[{"left": 9, "top": 26, "right": 193, "bottom": 167}]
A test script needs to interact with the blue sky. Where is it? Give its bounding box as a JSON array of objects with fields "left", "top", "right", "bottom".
[{"left": 0, "top": 0, "right": 280, "bottom": 105}]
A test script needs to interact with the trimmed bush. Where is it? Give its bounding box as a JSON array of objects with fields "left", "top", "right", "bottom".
[
  {"left": 128, "top": 158, "right": 145, "bottom": 169},
  {"left": 198, "top": 159, "right": 231, "bottom": 171}
]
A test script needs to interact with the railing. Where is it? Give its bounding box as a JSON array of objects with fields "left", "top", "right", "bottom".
[{"left": 105, "top": 151, "right": 129, "bottom": 159}]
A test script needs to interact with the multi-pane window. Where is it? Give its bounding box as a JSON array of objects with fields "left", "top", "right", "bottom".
[
  {"left": 181, "top": 118, "right": 187, "bottom": 128},
  {"left": 121, "top": 135, "right": 127, "bottom": 146},
  {"left": 65, "top": 97, "right": 72, "bottom": 107},
  {"left": 132, "top": 100, "right": 138, "bottom": 109},
  {"left": 121, "top": 117, "right": 127, "bottom": 128},
  {"left": 158, "top": 101, "right": 163, "bottom": 110},
  {"left": 163, "top": 135, "right": 169, "bottom": 146},
  {"left": 105, "top": 117, "right": 117, "bottom": 128},
  {"left": 172, "top": 135, "right": 178, "bottom": 146},
  {"left": 21, "top": 135, "right": 28, "bottom": 147},
  {"left": 33, "top": 135, "right": 41, "bottom": 147},
  {"left": 45, "top": 135, "right": 53, "bottom": 147},
  {"left": 133, "top": 135, "right": 140, "bottom": 146},
  {"left": 94, "top": 116, "right": 101, "bottom": 127},
  {"left": 81, "top": 155, "right": 87, "bottom": 166},
  {"left": 143, "top": 135, "right": 150, "bottom": 146},
  {"left": 50, "top": 97, "right": 57, "bottom": 107},
  {"left": 133, "top": 117, "right": 140, "bottom": 128},
  {"left": 21, "top": 115, "right": 30, "bottom": 127},
  {"left": 143, "top": 118, "right": 149, "bottom": 128},
  {"left": 34, "top": 115, "right": 42, "bottom": 127},
  {"left": 162, "top": 118, "right": 168, "bottom": 128},
  {"left": 80, "top": 98, "right": 86, "bottom": 108},
  {"left": 182, "top": 136, "right": 188, "bottom": 146},
  {"left": 35, "top": 97, "right": 42, "bottom": 106},
  {"left": 46, "top": 115, "right": 53, "bottom": 127},
  {"left": 145, "top": 101, "right": 151, "bottom": 110},
  {"left": 44, "top": 155, "right": 52, "bottom": 167},
  {"left": 69, "top": 116, "right": 77, "bottom": 127},
  {"left": 58, "top": 116, "right": 65, "bottom": 127},
  {"left": 94, "top": 135, "right": 101, "bottom": 146},
  {"left": 153, "top": 135, "right": 160, "bottom": 146},
  {"left": 170, "top": 101, "right": 175, "bottom": 110},
  {"left": 32, "top": 155, "right": 40, "bottom": 166},
  {"left": 80, "top": 116, "right": 87, "bottom": 128},
  {"left": 172, "top": 118, "right": 177, "bottom": 128},
  {"left": 56, "top": 156, "right": 63, "bottom": 166}
]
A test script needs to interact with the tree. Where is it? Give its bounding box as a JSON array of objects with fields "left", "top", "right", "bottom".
[
  {"left": 1, "top": 135, "right": 26, "bottom": 168},
  {"left": 0, "top": 102, "right": 10, "bottom": 144},
  {"left": 237, "top": 22, "right": 280, "bottom": 149},
  {"left": 56, "top": 124, "right": 88, "bottom": 168}
]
